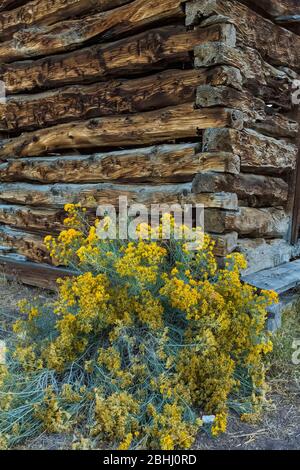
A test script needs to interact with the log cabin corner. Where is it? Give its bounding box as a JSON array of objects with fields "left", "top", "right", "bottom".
[{"left": 0, "top": 0, "right": 300, "bottom": 292}]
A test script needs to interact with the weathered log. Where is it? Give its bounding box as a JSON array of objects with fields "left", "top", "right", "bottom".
[
  {"left": 203, "top": 128, "right": 298, "bottom": 173},
  {"left": 196, "top": 85, "right": 265, "bottom": 123},
  {"left": 193, "top": 172, "right": 289, "bottom": 207},
  {"left": 0, "top": 0, "right": 132, "bottom": 40},
  {"left": 0, "top": 25, "right": 230, "bottom": 94},
  {"left": 210, "top": 232, "right": 238, "bottom": 256},
  {"left": 0, "top": 182, "right": 239, "bottom": 210},
  {"left": 0, "top": 147, "right": 241, "bottom": 184},
  {"left": 187, "top": 0, "right": 300, "bottom": 70},
  {"left": 0, "top": 0, "right": 26, "bottom": 12},
  {"left": 0, "top": 103, "right": 243, "bottom": 159},
  {"left": 0, "top": 0, "right": 186, "bottom": 61},
  {"left": 240, "top": 0, "right": 300, "bottom": 18},
  {"left": 0, "top": 204, "right": 64, "bottom": 232},
  {"left": 0, "top": 255, "right": 75, "bottom": 289},
  {"left": 252, "top": 113, "right": 299, "bottom": 139},
  {"left": 0, "top": 226, "right": 49, "bottom": 263},
  {"left": 194, "top": 42, "right": 296, "bottom": 110},
  {"left": 205, "top": 207, "right": 290, "bottom": 238},
  {"left": 0, "top": 69, "right": 215, "bottom": 132}
]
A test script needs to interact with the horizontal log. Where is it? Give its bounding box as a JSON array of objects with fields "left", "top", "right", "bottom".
[
  {"left": 0, "top": 1, "right": 27, "bottom": 12},
  {"left": 187, "top": 0, "right": 300, "bottom": 70},
  {"left": 194, "top": 42, "right": 296, "bottom": 110},
  {"left": 0, "top": 69, "right": 212, "bottom": 132},
  {"left": 239, "top": 0, "right": 300, "bottom": 18},
  {"left": 252, "top": 113, "right": 299, "bottom": 138},
  {"left": 192, "top": 172, "right": 289, "bottom": 207},
  {"left": 0, "top": 182, "right": 239, "bottom": 210},
  {"left": 0, "top": 103, "right": 243, "bottom": 159},
  {"left": 0, "top": 143, "right": 211, "bottom": 184},
  {"left": 0, "top": 0, "right": 185, "bottom": 61},
  {"left": 1, "top": 25, "right": 230, "bottom": 94},
  {"left": 0, "top": 0, "right": 132, "bottom": 40},
  {"left": 0, "top": 204, "right": 64, "bottom": 232},
  {"left": 203, "top": 128, "right": 298, "bottom": 173},
  {"left": 0, "top": 226, "right": 49, "bottom": 263},
  {"left": 0, "top": 255, "right": 75, "bottom": 289},
  {"left": 205, "top": 207, "right": 290, "bottom": 238},
  {"left": 196, "top": 84, "right": 266, "bottom": 123}
]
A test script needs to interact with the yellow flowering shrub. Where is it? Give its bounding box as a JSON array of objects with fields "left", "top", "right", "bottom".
[{"left": 0, "top": 205, "right": 278, "bottom": 449}]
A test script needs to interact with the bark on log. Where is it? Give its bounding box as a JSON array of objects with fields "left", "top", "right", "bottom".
[
  {"left": 0, "top": 0, "right": 132, "bottom": 40},
  {"left": 203, "top": 128, "right": 298, "bottom": 173},
  {"left": 0, "top": 103, "right": 243, "bottom": 159},
  {"left": 0, "top": 182, "right": 239, "bottom": 210},
  {"left": 0, "top": 25, "right": 229, "bottom": 93},
  {"left": 205, "top": 207, "right": 290, "bottom": 238},
  {"left": 193, "top": 172, "right": 289, "bottom": 207},
  {"left": 187, "top": 0, "right": 300, "bottom": 70},
  {"left": 194, "top": 42, "right": 296, "bottom": 110},
  {"left": 0, "top": 69, "right": 217, "bottom": 132},
  {"left": 0, "top": 0, "right": 186, "bottom": 61}
]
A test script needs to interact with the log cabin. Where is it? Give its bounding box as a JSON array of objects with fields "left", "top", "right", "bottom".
[{"left": 0, "top": 0, "right": 300, "bottom": 292}]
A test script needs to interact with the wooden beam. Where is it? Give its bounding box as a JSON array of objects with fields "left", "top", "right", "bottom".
[
  {"left": 0, "top": 204, "right": 64, "bottom": 232},
  {"left": 193, "top": 172, "right": 289, "bottom": 207},
  {"left": 0, "top": 103, "right": 243, "bottom": 159},
  {"left": 203, "top": 128, "right": 298, "bottom": 174},
  {"left": 240, "top": 0, "right": 300, "bottom": 18},
  {"left": 0, "top": 0, "right": 132, "bottom": 40},
  {"left": 187, "top": 0, "right": 300, "bottom": 70},
  {"left": 0, "top": 255, "right": 75, "bottom": 290},
  {"left": 0, "top": 0, "right": 186, "bottom": 61},
  {"left": 0, "top": 69, "right": 207, "bottom": 132},
  {"left": 1, "top": 25, "right": 228, "bottom": 93},
  {"left": 0, "top": 182, "right": 239, "bottom": 210},
  {"left": 0, "top": 226, "right": 49, "bottom": 263}
]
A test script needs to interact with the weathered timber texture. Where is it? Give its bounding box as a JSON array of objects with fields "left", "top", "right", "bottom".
[
  {"left": 0, "top": 25, "right": 228, "bottom": 93},
  {"left": 0, "top": 182, "right": 206, "bottom": 208},
  {"left": 194, "top": 43, "right": 296, "bottom": 110},
  {"left": 0, "top": 204, "right": 64, "bottom": 232},
  {"left": 205, "top": 207, "right": 290, "bottom": 238},
  {"left": 0, "top": 148, "right": 241, "bottom": 184},
  {"left": 0, "top": 103, "right": 243, "bottom": 159},
  {"left": 193, "top": 172, "right": 289, "bottom": 207},
  {"left": 240, "top": 0, "right": 300, "bottom": 18},
  {"left": 203, "top": 128, "right": 298, "bottom": 173},
  {"left": 211, "top": 232, "right": 238, "bottom": 256},
  {"left": 0, "top": 69, "right": 218, "bottom": 132},
  {"left": 187, "top": 0, "right": 300, "bottom": 70},
  {"left": 0, "top": 0, "right": 186, "bottom": 61},
  {"left": 0, "top": 255, "right": 75, "bottom": 289},
  {"left": 0, "top": 0, "right": 133, "bottom": 40},
  {"left": 0, "top": 226, "right": 50, "bottom": 263}
]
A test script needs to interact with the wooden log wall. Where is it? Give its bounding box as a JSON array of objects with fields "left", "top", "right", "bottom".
[{"left": 0, "top": 0, "right": 299, "bottom": 286}]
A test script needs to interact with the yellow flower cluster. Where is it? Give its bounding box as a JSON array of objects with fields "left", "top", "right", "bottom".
[{"left": 0, "top": 209, "right": 278, "bottom": 450}]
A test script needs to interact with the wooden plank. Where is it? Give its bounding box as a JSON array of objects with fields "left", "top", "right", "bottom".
[
  {"left": 187, "top": 0, "right": 300, "bottom": 70},
  {"left": 0, "top": 144, "right": 221, "bottom": 184},
  {"left": 193, "top": 172, "right": 289, "bottom": 207},
  {"left": 203, "top": 128, "right": 298, "bottom": 173},
  {"left": 0, "top": 182, "right": 240, "bottom": 210},
  {"left": 0, "top": 255, "right": 75, "bottom": 290},
  {"left": 0, "top": 0, "right": 186, "bottom": 61},
  {"left": 0, "top": 0, "right": 132, "bottom": 40},
  {"left": 0, "top": 69, "right": 204, "bottom": 132},
  {"left": 0, "top": 103, "right": 243, "bottom": 159},
  {"left": 242, "top": 259, "right": 300, "bottom": 294},
  {"left": 0, "top": 25, "right": 229, "bottom": 93}
]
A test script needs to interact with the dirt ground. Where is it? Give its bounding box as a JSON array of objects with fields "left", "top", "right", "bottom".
[{"left": 0, "top": 277, "right": 299, "bottom": 451}]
